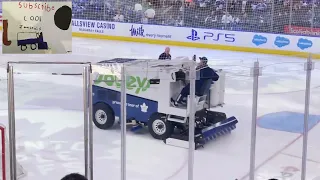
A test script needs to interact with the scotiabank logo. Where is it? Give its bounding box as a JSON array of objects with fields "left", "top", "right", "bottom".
[{"left": 284, "top": 25, "right": 320, "bottom": 36}]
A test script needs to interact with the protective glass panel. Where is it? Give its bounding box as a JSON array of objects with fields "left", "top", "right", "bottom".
[
  {"left": 5, "top": 63, "right": 87, "bottom": 180},
  {"left": 252, "top": 56, "right": 319, "bottom": 179},
  {"left": 3, "top": 54, "right": 319, "bottom": 180},
  {"left": 91, "top": 62, "right": 122, "bottom": 179},
  {"left": 113, "top": 58, "right": 195, "bottom": 179},
  {"left": 193, "top": 57, "right": 252, "bottom": 179}
]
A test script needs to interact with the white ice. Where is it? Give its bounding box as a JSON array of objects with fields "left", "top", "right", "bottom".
[{"left": 0, "top": 37, "right": 320, "bottom": 180}]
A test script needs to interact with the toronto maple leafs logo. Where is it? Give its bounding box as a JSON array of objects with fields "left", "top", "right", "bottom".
[{"left": 140, "top": 103, "right": 148, "bottom": 112}]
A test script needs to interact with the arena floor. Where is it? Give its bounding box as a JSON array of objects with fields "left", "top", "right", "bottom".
[{"left": 0, "top": 37, "right": 320, "bottom": 180}]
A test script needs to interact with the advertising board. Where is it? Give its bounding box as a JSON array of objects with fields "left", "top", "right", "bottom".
[
  {"left": 284, "top": 25, "right": 320, "bottom": 36},
  {"left": 71, "top": 21, "right": 320, "bottom": 54}
]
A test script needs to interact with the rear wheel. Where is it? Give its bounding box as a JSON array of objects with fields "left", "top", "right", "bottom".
[
  {"left": 93, "top": 103, "right": 115, "bottom": 129},
  {"left": 148, "top": 113, "right": 174, "bottom": 140}
]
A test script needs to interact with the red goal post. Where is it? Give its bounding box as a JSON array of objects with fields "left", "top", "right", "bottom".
[
  {"left": 0, "top": 125, "right": 6, "bottom": 180},
  {"left": 0, "top": 124, "right": 26, "bottom": 180}
]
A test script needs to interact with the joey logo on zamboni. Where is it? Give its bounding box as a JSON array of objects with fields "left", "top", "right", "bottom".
[{"left": 94, "top": 74, "right": 150, "bottom": 94}]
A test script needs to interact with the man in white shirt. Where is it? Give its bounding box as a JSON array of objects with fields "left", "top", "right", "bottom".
[
  {"left": 113, "top": 10, "right": 124, "bottom": 22},
  {"left": 221, "top": 12, "right": 233, "bottom": 24}
]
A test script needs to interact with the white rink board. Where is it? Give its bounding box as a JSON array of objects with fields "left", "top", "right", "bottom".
[
  {"left": 72, "top": 19, "right": 320, "bottom": 54},
  {"left": 0, "top": 37, "right": 319, "bottom": 180}
]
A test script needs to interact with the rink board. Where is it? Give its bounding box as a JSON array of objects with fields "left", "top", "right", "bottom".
[
  {"left": 1, "top": 17, "right": 320, "bottom": 58},
  {"left": 70, "top": 19, "right": 320, "bottom": 59},
  {"left": 71, "top": 31, "right": 320, "bottom": 59}
]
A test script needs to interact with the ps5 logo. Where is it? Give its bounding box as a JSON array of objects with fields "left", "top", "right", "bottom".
[
  {"left": 186, "top": 29, "right": 235, "bottom": 43},
  {"left": 187, "top": 29, "right": 200, "bottom": 41}
]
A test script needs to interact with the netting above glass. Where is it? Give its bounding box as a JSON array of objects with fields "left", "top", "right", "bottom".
[
  {"left": 1, "top": 0, "right": 318, "bottom": 35},
  {"left": 70, "top": 0, "right": 320, "bottom": 35}
]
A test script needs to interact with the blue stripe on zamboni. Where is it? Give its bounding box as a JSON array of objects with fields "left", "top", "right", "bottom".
[
  {"left": 201, "top": 116, "right": 238, "bottom": 141},
  {"left": 93, "top": 85, "right": 158, "bottom": 123}
]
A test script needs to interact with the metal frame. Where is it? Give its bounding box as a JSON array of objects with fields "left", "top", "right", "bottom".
[
  {"left": 118, "top": 61, "right": 197, "bottom": 180},
  {"left": 188, "top": 61, "right": 196, "bottom": 180},
  {"left": 120, "top": 65, "right": 127, "bottom": 180},
  {"left": 7, "top": 61, "right": 93, "bottom": 180},
  {"left": 249, "top": 61, "right": 261, "bottom": 180},
  {"left": 301, "top": 55, "right": 314, "bottom": 180}
]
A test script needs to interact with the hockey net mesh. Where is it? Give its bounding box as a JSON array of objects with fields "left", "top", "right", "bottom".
[
  {"left": 1, "top": 0, "right": 318, "bottom": 36},
  {"left": 0, "top": 125, "right": 26, "bottom": 180},
  {"left": 70, "top": 0, "right": 320, "bottom": 36}
]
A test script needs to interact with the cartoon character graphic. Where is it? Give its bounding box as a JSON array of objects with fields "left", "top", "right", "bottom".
[{"left": 2, "top": 3, "right": 72, "bottom": 53}]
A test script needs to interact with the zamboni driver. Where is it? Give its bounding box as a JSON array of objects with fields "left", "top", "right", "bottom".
[{"left": 171, "top": 57, "right": 219, "bottom": 107}]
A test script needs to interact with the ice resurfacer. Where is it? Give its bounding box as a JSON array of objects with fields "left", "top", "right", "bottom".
[{"left": 91, "top": 57, "right": 238, "bottom": 149}]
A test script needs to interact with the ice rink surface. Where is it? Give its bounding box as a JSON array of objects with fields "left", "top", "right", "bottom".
[{"left": 0, "top": 37, "right": 320, "bottom": 180}]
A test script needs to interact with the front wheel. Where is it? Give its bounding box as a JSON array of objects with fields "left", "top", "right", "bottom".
[
  {"left": 93, "top": 103, "right": 115, "bottom": 129},
  {"left": 148, "top": 113, "right": 174, "bottom": 140},
  {"left": 20, "top": 45, "right": 27, "bottom": 51}
]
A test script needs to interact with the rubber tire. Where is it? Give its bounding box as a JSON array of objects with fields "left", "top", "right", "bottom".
[
  {"left": 93, "top": 103, "right": 115, "bottom": 129},
  {"left": 148, "top": 113, "right": 174, "bottom": 140}
]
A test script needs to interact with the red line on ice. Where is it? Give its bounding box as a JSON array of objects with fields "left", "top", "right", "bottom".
[{"left": 280, "top": 152, "right": 320, "bottom": 164}]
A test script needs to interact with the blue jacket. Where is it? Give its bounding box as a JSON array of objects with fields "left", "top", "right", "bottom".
[
  {"left": 180, "top": 66, "right": 220, "bottom": 97},
  {"left": 196, "top": 66, "right": 219, "bottom": 89}
]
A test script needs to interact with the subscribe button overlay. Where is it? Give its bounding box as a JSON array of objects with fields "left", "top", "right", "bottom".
[{"left": 2, "top": 1, "right": 72, "bottom": 54}]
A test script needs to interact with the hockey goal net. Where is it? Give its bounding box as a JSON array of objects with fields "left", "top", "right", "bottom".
[{"left": 0, "top": 124, "right": 26, "bottom": 180}]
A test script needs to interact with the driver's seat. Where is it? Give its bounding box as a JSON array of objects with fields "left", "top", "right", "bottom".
[
  {"left": 194, "top": 79, "right": 213, "bottom": 107},
  {"left": 196, "top": 79, "right": 212, "bottom": 97},
  {"left": 171, "top": 79, "right": 212, "bottom": 108}
]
